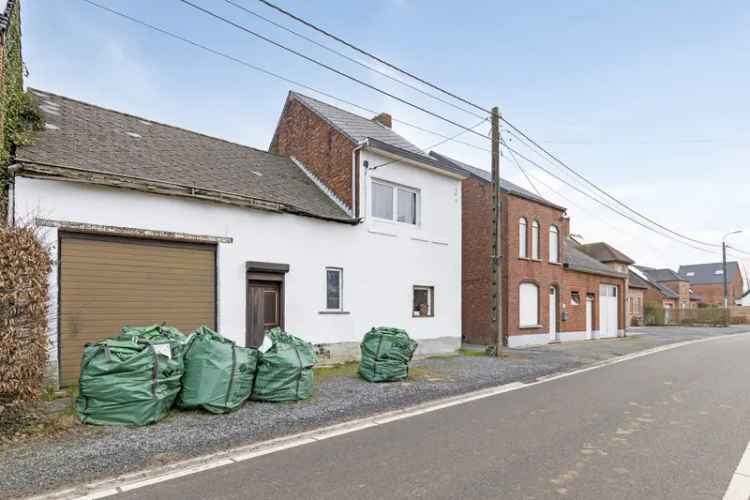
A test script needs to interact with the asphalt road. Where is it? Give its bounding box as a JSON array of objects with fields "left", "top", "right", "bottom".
[{"left": 116, "top": 334, "right": 750, "bottom": 500}]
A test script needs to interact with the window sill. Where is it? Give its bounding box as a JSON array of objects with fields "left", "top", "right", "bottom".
[
  {"left": 548, "top": 261, "right": 562, "bottom": 266},
  {"left": 318, "top": 310, "right": 351, "bottom": 315},
  {"left": 519, "top": 324, "right": 543, "bottom": 330},
  {"left": 412, "top": 315, "right": 434, "bottom": 319},
  {"left": 518, "top": 257, "right": 543, "bottom": 263}
]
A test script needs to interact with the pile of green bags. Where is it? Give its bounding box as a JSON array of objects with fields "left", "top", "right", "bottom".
[
  {"left": 178, "top": 326, "right": 258, "bottom": 413},
  {"left": 251, "top": 327, "right": 317, "bottom": 402},
  {"left": 358, "top": 327, "right": 418, "bottom": 382},
  {"left": 76, "top": 324, "right": 187, "bottom": 426}
]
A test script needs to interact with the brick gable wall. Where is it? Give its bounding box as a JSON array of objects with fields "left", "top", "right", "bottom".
[
  {"left": 690, "top": 272, "right": 744, "bottom": 305},
  {"left": 270, "top": 97, "right": 355, "bottom": 209}
]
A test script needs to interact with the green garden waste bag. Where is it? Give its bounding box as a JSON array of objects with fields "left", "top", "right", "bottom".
[
  {"left": 178, "top": 326, "right": 258, "bottom": 413},
  {"left": 76, "top": 325, "right": 187, "bottom": 426},
  {"left": 358, "top": 327, "right": 418, "bottom": 382},
  {"left": 251, "top": 327, "right": 317, "bottom": 402}
]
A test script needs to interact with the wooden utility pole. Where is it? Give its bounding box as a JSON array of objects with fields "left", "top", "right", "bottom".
[{"left": 491, "top": 106, "right": 503, "bottom": 355}]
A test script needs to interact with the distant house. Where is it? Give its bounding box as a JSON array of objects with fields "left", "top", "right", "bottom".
[
  {"left": 627, "top": 270, "right": 649, "bottom": 325},
  {"left": 434, "top": 151, "right": 627, "bottom": 348},
  {"left": 578, "top": 242, "right": 639, "bottom": 326},
  {"left": 11, "top": 89, "right": 466, "bottom": 386},
  {"left": 678, "top": 262, "right": 743, "bottom": 306},
  {"left": 637, "top": 266, "right": 691, "bottom": 309},
  {"left": 631, "top": 266, "right": 680, "bottom": 322}
]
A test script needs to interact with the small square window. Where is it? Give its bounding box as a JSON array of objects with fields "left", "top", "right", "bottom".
[
  {"left": 326, "top": 268, "right": 343, "bottom": 311},
  {"left": 570, "top": 292, "right": 581, "bottom": 305},
  {"left": 413, "top": 286, "right": 434, "bottom": 317}
]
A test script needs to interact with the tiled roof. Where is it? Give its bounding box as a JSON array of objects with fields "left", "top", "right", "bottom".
[
  {"left": 287, "top": 92, "right": 427, "bottom": 157},
  {"left": 628, "top": 270, "right": 650, "bottom": 289},
  {"left": 678, "top": 262, "right": 740, "bottom": 285},
  {"left": 428, "top": 152, "right": 566, "bottom": 211},
  {"left": 652, "top": 281, "right": 679, "bottom": 299},
  {"left": 19, "top": 89, "right": 352, "bottom": 222},
  {"left": 636, "top": 266, "right": 687, "bottom": 283},
  {"left": 564, "top": 237, "right": 627, "bottom": 278},
  {"left": 580, "top": 242, "right": 634, "bottom": 265}
]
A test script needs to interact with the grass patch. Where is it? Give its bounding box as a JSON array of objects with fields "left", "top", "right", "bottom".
[
  {"left": 458, "top": 348, "right": 489, "bottom": 357},
  {"left": 314, "top": 361, "right": 360, "bottom": 381}
]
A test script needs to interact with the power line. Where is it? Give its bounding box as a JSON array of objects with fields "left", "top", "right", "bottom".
[
  {"left": 368, "top": 117, "right": 489, "bottom": 171},
  {"left": 503, "top": 141, "right": 726, "bottom": 257},
  {"left": 177, "top": 0, "right": 490, "bottom": 141},
  {"left": 221, "top": 0, "right": 487, "bottom": 121},
  {"left": 255, "top": 0, "right": 492, "bottom": 117},
  {"left": 503, "top": 126, "right": 725, "bottom": 250},
  {"left": 78, "top": 0, "right": 489, "bottom": 156},
  {"left": 78, "top": 0, "right": 742, "bottom": 259},
  {"left": 505, "top": 141, "right": 541, "bottom": 197},
  {"left": 254, "top": 0, "right": 741, "bottom": 256}
]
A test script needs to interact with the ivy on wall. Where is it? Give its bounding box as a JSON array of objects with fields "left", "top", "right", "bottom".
[{"left": 0, "top": 0, "right": 43, "bottom": 221}]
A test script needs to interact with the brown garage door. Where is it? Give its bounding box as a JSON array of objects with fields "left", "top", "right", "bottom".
[{"left": 59, "top": 233, "right": 216, "bottom": 385}]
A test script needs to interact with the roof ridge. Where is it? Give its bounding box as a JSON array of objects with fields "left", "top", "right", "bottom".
[{"left": 28, "top": 87, "right": 294, "bottom": 161}]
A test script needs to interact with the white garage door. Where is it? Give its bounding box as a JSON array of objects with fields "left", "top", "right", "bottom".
[{"left": 599, "top": 284, "right": 619, "bottom": 338}]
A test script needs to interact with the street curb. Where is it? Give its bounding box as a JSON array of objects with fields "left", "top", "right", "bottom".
[{"left": 24, "top": 332, "right": 750, "bottom": 500}]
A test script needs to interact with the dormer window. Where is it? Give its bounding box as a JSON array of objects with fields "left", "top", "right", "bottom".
[
  {"left": 686, "top": 271, "right": 695, "bottom": 277},
  {"left": 371, "top": 179, "right": 419, "bottom": 225},
  {"left": 714, "top": 270, "right": 723, "bottom": 275}
]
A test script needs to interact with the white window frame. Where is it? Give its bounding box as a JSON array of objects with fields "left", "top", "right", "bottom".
[
  {"left": 548, "top": 225, "right": 559, "bottom": 263},
  {"left": 531, "top": 220, "right": 540, "bottom": 260},
  {"left": 413, "top": 285, "right": 434, "bottom": 317},
  {"left": 519, "top": 282, "right": 540, "bottom": 327},
  {"left": 325, "top": 267, "right": 343, "bottom": 311},
  {"left": 370, "top": 178, "right": 420, "bottom": 226},
  {"left": 519, "top": 217, "right": 528, "bottom": 258}
]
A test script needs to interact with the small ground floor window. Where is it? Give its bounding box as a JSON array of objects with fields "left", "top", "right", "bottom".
[{"left": 413, "top": 286, "right": 434, "bottom": 317}]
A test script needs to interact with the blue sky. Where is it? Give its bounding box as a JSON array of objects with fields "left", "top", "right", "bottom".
[{"left": 23, "top": 0, "right": 750, "bottom": 276}]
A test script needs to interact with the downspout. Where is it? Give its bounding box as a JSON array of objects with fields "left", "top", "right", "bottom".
[
  {"left": 352, "top": 141, "right": 365, "bottom": 220},
  {"left": 6, "top": 163, "right": 21, "bottom": 226}
]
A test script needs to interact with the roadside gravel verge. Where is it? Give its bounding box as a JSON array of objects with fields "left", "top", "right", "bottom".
[{"left": 3, "top": 326, "right": 747, "bottom": 498}]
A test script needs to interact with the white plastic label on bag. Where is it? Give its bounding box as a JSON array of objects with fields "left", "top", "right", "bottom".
[
  {"left": 153, "top": 343, "right": 172, "bottom": 359},
  {"left": 258, "top": 336, "right": 273, "bottom": 354}
]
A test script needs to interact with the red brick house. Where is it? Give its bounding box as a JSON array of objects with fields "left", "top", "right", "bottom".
[
  {"left": 678, "top": 262, "right": 744, "bottom": 306},
  {"left": 636, "top": 267, "right": 692, "bottom": 309},
  {"left": 430, "top": 153, "right": 626, "bottom": 347}
]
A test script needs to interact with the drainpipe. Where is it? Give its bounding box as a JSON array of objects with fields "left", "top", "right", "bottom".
[
  {"left": 6, "top": 163, "right": 21, "bottom": 226},
  {"left": 352, "top": 141, "right": 365, "bottom": 219}
]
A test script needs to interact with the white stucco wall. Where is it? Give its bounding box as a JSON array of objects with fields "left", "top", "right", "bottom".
[{"left": 14, "top": 150, "right": 462, "bottom": 373}]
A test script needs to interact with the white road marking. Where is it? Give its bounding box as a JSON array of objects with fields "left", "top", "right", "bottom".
[
  {"left": 724, "top": 440, "right": 750, "bottom": 500},
  {"left": 26, "top": 332, "right": 750, "bottom": 500}
]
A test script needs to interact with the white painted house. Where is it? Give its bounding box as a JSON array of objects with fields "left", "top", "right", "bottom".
[{"left": 11, "top": 89, "right": 466, "bottom": 386}]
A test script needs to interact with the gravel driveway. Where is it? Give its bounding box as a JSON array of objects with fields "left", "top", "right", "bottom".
[{"left": 3, "top": 326, "right": 748, "bottom": 498}]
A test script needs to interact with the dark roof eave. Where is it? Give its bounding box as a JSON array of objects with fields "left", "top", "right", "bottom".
[
  {"left": 364, "top": 138, "right": 467, "bottom": 179},
  {"left": 13, "top": 161, "right": 360, "bottom": 225},
  {"left": 563, "top": 263, "right": 627, "bottom": 279}
]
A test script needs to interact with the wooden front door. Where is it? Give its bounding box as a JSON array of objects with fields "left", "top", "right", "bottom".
[{"left": 246, "top": 280, "right": 282, "bottom": 347}]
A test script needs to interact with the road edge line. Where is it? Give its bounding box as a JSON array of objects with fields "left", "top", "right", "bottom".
[{"left": 26, "top": 332, "right": 750, "bottom": 500}]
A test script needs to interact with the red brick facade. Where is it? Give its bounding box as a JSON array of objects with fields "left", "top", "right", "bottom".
[
  {"left": 689, "top": 273, "right": 743, "bottom": 305},
  {"left": 461, "top": 177, "right": 625, "bottom": 346},
  {"left": 270, "top": 96, "right": 355, "bottom": 209},
  {"left": 659, "top": 280, "right": 691, "bottom": 308},
  {"left": 562, "top": 270, "right": 625, "bottom": 335}
]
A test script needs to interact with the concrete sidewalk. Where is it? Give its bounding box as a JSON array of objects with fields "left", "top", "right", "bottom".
[{"left": 3, "top": 326, "right": 747, "bottom": 498}]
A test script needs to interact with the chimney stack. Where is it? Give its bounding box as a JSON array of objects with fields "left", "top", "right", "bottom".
[{"left": 372, "top": 112, "right": 392, "bottom": 128}]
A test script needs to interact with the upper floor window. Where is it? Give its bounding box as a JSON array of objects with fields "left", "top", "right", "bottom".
[
  {"left": 531, "top": 220, "right": 540, "bottom": 259},
  {"left": 549, "top": 225, "right": 559, "bottom": 263},
  {"left": 519, "top": 217, "right": 528, "bottom": 257},
  {"left": 371, "top": 180, "right": 418, "bottom": 225}
]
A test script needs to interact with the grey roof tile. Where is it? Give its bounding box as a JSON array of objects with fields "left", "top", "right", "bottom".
[
  {"left": 564, "top": 237, "right": 627, "bottom": 278},
  {"left": 678, "top": 262, "right": 740, "bottom": 284},
  {"left": 580, "top": 242, "right": 634, "bottom": 265},
  {"left": 289, "top": 92, "right": 426, "bottom": 156},
  {"left": 429, "top": 152, "right": 566, "bottom": 211},
  {"left": 636, "top": 266, "right": 687, "bottom": 283},
  {"left": 19, "top": 89, "right": 351, "bottom": 222}
]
